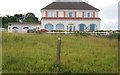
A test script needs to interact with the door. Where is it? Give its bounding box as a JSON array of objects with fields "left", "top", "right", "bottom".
[
  {"left": 79, "top": 24, "right": 85, "bottom": 32},
  {"left": 90, "top": 24, "right": 95, "bottom": 31},
  {"left": 67, "top": 25, "right": 73, "bottom": 32}
]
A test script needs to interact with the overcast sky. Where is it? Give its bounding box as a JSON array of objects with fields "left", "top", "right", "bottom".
[{"left": 0, "top": 0, "right": 119, "bottom": 30}]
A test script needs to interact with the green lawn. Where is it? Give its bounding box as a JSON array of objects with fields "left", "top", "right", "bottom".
[{"left": 2, "top": 32, "right": 118, "bottom": 73}]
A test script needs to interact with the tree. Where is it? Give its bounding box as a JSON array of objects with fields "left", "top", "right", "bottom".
[
  {"left": 24, "top": 17, "right": 38, "bottom": 23},
  {"left": 1, "top": 12, "right": 39, "bottom": 28},
  {"left": 24, "top": 12, "right": 38, "bottom": 23},
  {"left": 2, "top": 15, "right": 18, "bottom": 28},
  {"left": 14, "top": 14, "right": 24, "bottom": 21}
]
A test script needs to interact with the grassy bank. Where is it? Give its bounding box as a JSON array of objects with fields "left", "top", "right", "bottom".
[{"left": 2, "top": 32, "right": 118, "bottom": 73}]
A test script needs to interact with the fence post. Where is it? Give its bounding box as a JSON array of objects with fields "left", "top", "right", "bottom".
[{"left": 57, "top": 36, "right": 61, "bottom": 65}]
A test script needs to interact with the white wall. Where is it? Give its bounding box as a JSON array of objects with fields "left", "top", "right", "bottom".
[
  {"left": 58, "top": 11, "right": 64, "bottom": 17},
  {"left": 42, "top": 10, "right": 99, "bottom": 18},
  {"left": 76, "top": 12, "right": 82, "bottom": 17},
  {"left": 41, "top": 11, "right": 46, "bottom": 17},
  {"left": 41, "top": 19, "right": 100, "bottom": 31},
  {"left": 8, "top": 24, "right": 41, "bottom": 33}
]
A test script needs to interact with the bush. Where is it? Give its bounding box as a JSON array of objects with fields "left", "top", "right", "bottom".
[
  {"left": 95, "top": 30, "right": 107, "bottom": 32},
  {"left": 74, "top": 31, "right": 81, "bottom": 37},
  {"left": 105, "top": 33, "right": 118, "bottom": 39},
  {"left": 74, "top": 31, "right": 90, "bottom": 37},
  {"left": 118, "top": 33, "right": 120, "bottom": 40},
  {"left": 80, "top": 32, "right": 90, "bottom": 37}
]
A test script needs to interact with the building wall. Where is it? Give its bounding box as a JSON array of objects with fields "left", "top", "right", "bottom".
[
  {"left": 41, "top": 10, "right": 99, "bottom": 18},
  {"left": 41, "top": 9, "right": 100, "bottom": 31},
  {"left": 41, "top": 19, "right": 100, "bottom": 31},
  {"left": 8, "top": 24, "right": 41, "bottom": 33}
]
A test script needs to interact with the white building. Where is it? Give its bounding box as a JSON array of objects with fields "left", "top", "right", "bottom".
[
  {"left": 8, "top": 23, "right": 40, "bottom": 33},
  {"left": 41, "top": 0, "right": 101, "bottom": 32}
]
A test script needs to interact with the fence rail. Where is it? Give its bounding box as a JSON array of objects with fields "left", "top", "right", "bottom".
[{"left": 47, "top": 31, "right": 119, "bottom": 35}]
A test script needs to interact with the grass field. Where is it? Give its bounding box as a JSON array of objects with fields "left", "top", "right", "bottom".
[
  {"left": 2, "top": 32, "right": 118, "bottom": 73},
  {"left": 0, "top": 31, "right": 2, "bottom": 74}
]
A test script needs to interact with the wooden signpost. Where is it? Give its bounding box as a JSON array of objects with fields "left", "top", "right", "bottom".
[{"left": 57, "top": 36, "right": 61, "bottom": 65}]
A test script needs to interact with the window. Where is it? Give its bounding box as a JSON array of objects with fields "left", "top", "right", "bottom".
[
  {"left": 56, "top": 24, "right": 64, "bottom": 30},
  {"left": 48, "top": 11, "right": 56, "bottom": 17},
  {"left": 9, "top": 27, "right": 11, "bottom": 29},
  {"left": 86, "top": 12, "right": 93, "bottom": 18},
  {"left": 13, "top": 27, "right": 18, "bottom": 29},
  {"left": 69, "top": 12, "right": 73, "bottom": 17},
  {"left": 48, "top": 12, "right": 51, "bottom": 17},
  {"left": 89, "top": 12, "right": 93, "bottom": 18},
  {"left": 23, "top": 27, "right": 29, "bottom": 29},
  {"left": 45, "top": 24, "right": 53, "bottom": 32},
  {"left": 66, "top": 12, "right": 73, "bottom": 17},
  {"left": 88, "top": 13, "right": 90, "bottom": 18}
]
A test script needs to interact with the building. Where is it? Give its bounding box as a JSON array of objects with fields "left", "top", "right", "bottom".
[
  {"left": 8, "top": 23, "right": 40, "bottom": 33},
  {"left": 41, "top": 0, "right": 101, "bottom": 32}
]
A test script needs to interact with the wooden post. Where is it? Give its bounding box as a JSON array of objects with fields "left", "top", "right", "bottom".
[{"left": 57, "top": 36, "right": 61, "bottom": 65}]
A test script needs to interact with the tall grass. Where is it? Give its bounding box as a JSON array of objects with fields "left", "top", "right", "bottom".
[
  {"left": 2, "top": 32, "right": 118, "bottom": 73},
  {"left": 0, "top": 31, "right": 2, "bottom": 74}
]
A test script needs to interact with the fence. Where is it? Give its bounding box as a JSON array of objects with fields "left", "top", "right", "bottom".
[{"left": 47, "top": 31, "right": 117, "bottom": 36}]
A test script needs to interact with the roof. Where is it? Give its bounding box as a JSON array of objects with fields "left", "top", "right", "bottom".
[
  {"left": 9, "top": 22, "right": 40, "bottom": 26},
  {"left": 41, "top": 17, "right": 101, "bottom": 20},
  {"left": 42, "top": 2, "right": 100, "bottom": 11}
]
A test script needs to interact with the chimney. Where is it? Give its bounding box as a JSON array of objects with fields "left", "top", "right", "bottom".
[{"left": 84, "top": 0, "right": 88, "bottom": 3}]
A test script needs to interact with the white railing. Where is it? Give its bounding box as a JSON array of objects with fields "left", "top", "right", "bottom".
[{"left": 46, "top": 31, "right": 118, "bottom": 35}]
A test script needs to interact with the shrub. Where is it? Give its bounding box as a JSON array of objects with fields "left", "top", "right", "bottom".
[
  {"left": 105, "top": 33, "right": 118, "bottom": 39},
  {"left": 73, "top": 31, "right": 81, "bottom": 37},
  {"left": 80, "top": 32, "right": 90, "bottom": 37},
  {"left": 118, "top": 33, "right": 120, "bottom": 40},
  {"left": 74, "top": 31, "right": 90, "bottom": 37},
  {"left": 95, "top": 30, "right": 107, "bottom": 32}
]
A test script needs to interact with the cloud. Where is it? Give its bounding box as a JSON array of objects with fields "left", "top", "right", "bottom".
[
  {"left": 99, "top": 3, "right": 118, "bottom": 30},
  {"left": 101, "top": 19, "right": 118, "bottom": 30},
  {"left": 118, "top": 1, "right": 120, "bottom": 30},
  {"left": 100, "top": 4, "right": 118, "bottom": 19}
]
